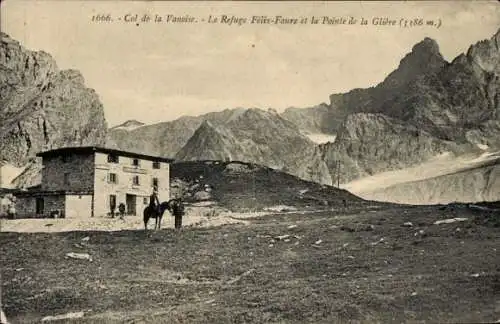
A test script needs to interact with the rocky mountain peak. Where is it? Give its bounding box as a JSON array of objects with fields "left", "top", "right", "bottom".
[
  {"left": 411, "top": 37, "right": 441, "bottom": 56},
  {"left": 0, "top": 32, "right": 107, "bottom": 170},
  {"left": 381, "top": 37, "right": 446, "bottom": 90},
  {"left": 197, "top": 119, "right": 217, "bottom": 132},
  {"left": 466, "top": 28, "right": 500, "bottom": 74}
]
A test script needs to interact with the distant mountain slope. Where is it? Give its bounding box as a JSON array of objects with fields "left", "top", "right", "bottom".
[
  {"left": 106, "top": 108, "right": 250, "bottom": 157},
  {"left": 176, "top": 109, "right": 333, "bottom": 184},
  {"left": 281, "top": 103, "right": 334, "bottom": 134},
  {"left": 0, "top": 32, "right": 107, "bottom": 172},
  {"left": 107, "top": 116, "right": 201, "bottom": 157},
  {"left": 170, "top": 160, "right": 364, "bottom": 212}
]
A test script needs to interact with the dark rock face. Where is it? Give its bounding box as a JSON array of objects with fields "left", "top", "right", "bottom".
[{"left": 0, "top": 32, "right": 108, "bottom": 168}]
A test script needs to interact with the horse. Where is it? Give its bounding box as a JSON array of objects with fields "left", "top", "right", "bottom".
[
  {"left": 143, "top": 201, "right": 171, "bottom": 230},
  {"left": 143, "top": 199, "right": 186, "bottom": 231}
]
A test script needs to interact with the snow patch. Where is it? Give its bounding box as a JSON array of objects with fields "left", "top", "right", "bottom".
[
  {"left": 263, "top": 205, "right": 298, "bottom": 212},
  {"left": 476, "top": 143, "right": 489, "bottom": 150},
  {"left": 112, "top": 124, "right": 144, "bottom": 131},
  {"left": 111, "top": 120, "right": 145, "bottom": 131},
  {"left": 304, "top": 133, "right": 337, "bottom": 144}
]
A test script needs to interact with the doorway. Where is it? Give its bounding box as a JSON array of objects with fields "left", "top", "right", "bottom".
[
  {"left": 36, "top": 197, "right": 44, "bottom": 215},
  {"left": 126, "top": 194, "right": 137, "bottom": 216}
]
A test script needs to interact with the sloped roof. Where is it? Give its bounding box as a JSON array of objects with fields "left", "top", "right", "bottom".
[{"left": 36, "top": 146, "right": 175, "bottom": 163}]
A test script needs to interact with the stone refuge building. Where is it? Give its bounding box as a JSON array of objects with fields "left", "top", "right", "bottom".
[{"left": 14, "top": 147, "right": 174, "bottom": 218}]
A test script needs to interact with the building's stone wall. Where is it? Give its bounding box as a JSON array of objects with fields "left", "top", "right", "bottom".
[
  {"left": 14, "top": 196, "right": 34, "bottom": 218},
  {"left": 15, "top": 194, "right": 65, "bottom": 218},
  {"left": 93, "top": 152, "right": 170, "bottom": 217},
  {"left": 41, "top": 153, "right": 95, "bottom": 192}
]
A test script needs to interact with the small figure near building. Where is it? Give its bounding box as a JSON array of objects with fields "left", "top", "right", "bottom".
[
  {"left": 118, "top": 203, "right": 126, "bottom": 220},
  {"left": 7, "top": 201, "right": 16, "bottom": 219},
  {"left": 110, "top": 195, "right": 117, "bottom": 218}
]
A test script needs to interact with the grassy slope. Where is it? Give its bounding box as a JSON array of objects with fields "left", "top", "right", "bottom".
[
  {"left": 171, "top": 161, "right": 365, "bottom": 212},
  {"left": 1, "top": 204, "right": 499, "bottom": 323}
]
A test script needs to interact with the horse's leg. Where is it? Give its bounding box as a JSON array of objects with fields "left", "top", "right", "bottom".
[{"left": 144, "top": 214, "right": 148, "bottom": 231}]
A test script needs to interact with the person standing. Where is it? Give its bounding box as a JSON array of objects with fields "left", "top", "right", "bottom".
[
  {"left": 110, "top": 199, "right": 116, "bottom": 218},
  {"left": 118, "top": 203, "right": 126, "bottom": 220},
  {"left": 173, "top": 198, "right": 185, "bottom": 229},
  {"left": 7, "top": 196, "right": 16, "bottom": 219}
]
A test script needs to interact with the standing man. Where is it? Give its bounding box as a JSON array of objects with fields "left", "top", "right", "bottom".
[
  {"left": 118, "top": 203, "right": 126, "bottom": 220},
  {"left": 110, "top": 199, "right": 116, "bottom": 218},
  {"left": 6, "top": 195, "right": 16, "bottom": 219},
  {"left": 173, "top": 198, "right": 185, "bottom": 230}
]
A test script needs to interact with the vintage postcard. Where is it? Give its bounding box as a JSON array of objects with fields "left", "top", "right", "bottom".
[{"left": 1, "top": 0, "right": 499, "bottom": 323}]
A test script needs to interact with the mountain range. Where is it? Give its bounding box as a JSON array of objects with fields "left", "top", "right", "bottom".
[
  {"left": 1, "top": 29, "right": 499, "bottom": 204},
  {"left": 108, "top": 29, "right": 500, "bottom": 187}
]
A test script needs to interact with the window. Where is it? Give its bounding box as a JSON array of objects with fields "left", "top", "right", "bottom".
[
  {"left": 153, "top": 161, "right": 161, "bottom": 169},
  {"left": 64, "top": 173, "right": 70, "bottom": 185},
  {"left": 109, "top": 195, "right": 117, "bottom": 209},
  {"left": 132, "top": 158, "right": 140, "bottom": 167},
  {"left": 132, "top": 175, "right": 140, "bottom": 185},
  {"left": 143, "top": 197, "right": 148, "bottom": 205},
  {"left": 152, "top": 177, "right": 159, "bottom": 188},
  {"left": 36, "top": 198, "right": 44, "bottom": 215},
  {"left": 108, "top": 154, "right": 119, "bottom": 163},
  {"left": 108, "top": 173, "right": 117, "bottom": 184}
]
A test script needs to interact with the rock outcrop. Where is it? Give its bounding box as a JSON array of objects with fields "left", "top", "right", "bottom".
[{"left": 0, "top": 32, "right": 107, "bottom": 169}]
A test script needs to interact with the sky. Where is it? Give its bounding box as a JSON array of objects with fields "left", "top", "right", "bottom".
[{"left": 1, "top": 1, "right": 499, "bottom": 127}]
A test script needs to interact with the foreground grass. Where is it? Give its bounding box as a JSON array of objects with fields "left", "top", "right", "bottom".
[{"left": 1, "top": 204, "right": 499, "bottom": 323}]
